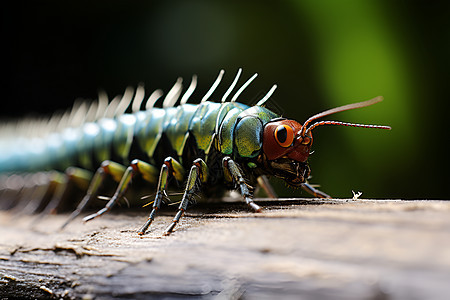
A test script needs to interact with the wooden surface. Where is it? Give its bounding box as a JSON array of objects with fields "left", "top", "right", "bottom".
[{"left": 1, "top": 198, "right": 449, "bottom": 299}]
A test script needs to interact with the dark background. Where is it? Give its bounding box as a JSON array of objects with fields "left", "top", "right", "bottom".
[{"left": 2, "top": 1, "right": 449, "bottom": 199}]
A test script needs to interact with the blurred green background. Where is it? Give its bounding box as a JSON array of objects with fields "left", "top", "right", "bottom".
[{"left": 2, "top": 1, "right": 449, "bottom": 199}]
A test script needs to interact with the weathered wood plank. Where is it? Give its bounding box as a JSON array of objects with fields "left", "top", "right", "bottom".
[{"left": 1, "top": 199, "right": 450, "bottom": 299}]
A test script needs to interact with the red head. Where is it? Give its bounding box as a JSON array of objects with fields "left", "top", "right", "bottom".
[{"left": 261, "top": 96, "right": 391, "bottom": 187}]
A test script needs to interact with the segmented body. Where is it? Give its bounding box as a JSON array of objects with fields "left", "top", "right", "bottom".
[
  {"left": 0, "top": 69, "right": 390, "bottom": 235},
  {"left": 0, "top": 101, "right": 273, "bottom": 191}
]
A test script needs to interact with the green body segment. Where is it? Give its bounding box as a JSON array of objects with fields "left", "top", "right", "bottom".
[
  {"left": 114, "top": 114, "right": 137, "bottom": 162},
  {"left": 95, "top": 118, "right": 119, "bottom": 164},
  {"left": 217, "top": 105, "right": 278, "bottom": 157},
  {"left": 234, "top": 117, "right": 263, "bottom": 158},
  {"left": 135, "top": 109, "right": 166, "bottom": 164},
  {"left": 189, "top": 102, "right": 222, "bottom": 153},
  {"left": 165, "top": 104, "right": 198, "bottom": 158}
]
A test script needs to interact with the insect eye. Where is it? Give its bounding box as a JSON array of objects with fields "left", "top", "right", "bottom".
[{"left": 274, "top": 125, "right": 294, "bottom": 147}]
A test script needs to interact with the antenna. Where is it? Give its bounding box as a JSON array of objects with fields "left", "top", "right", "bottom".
[
  {"left": 305, "top": 120, "right": 391, "bottom": 135},
  {"left": 299, "top": 96, "right": 390, "bottom": 136}
]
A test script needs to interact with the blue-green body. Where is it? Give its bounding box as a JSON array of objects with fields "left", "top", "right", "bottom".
[{"left": 0, "top": 101, "right": 278, "bottom": 191}]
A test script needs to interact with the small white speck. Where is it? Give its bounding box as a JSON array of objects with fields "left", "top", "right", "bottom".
[{"left": 352, "top": 190, "right": 363, "bottom": 200}]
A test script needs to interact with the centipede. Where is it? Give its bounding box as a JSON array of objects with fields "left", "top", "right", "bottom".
[{"left": 0, "top": 69, "right": 391, "bottom": 235}]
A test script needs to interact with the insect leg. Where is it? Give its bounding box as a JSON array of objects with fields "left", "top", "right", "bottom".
[
  {"left": 223, "top": 157, "right": 262, "bottom": 212},
  {"left": 8, "top": 173, "right": 48, "bottom": 215},
  {"left": 257, "top": 175, "right": 278, "bottom": 199},
  {"left": 33, "top": 168, "right": 92, "bottom": 226},
  {"left": 163, "top": 158, "right": 208, "bottom": 236},
  {"left": 61, "top": 160, "right": 126, "bottom": 229},
  {"left": 30, "top": 173, "right": 69, "bottom": 226},
  {"left": 301, "top": 182, "right": 331, "bottom": 198},
  {"left": 83, "top": 159, "right": 159, "bottom": 223},
  {"left": 19, "top": 171, "right": 64, "bottom": 216},
  {"left": 137, "top": 157, "right": 185, "bottom": 235}
]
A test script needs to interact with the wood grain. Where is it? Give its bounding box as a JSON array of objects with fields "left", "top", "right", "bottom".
[{"left": 1, "top": 198, "right": 449, "bottom": 299}]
